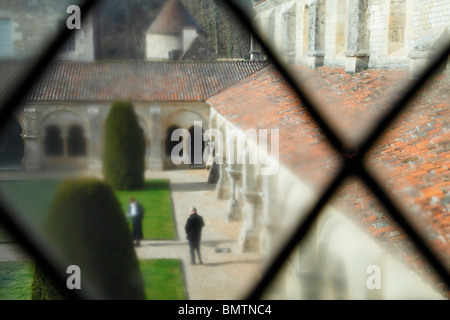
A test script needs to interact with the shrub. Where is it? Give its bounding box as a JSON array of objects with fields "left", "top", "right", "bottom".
[
  {"left": 31, "top": 264, "right": 69, "bottom": 300},
  {"left": 32, "top": 178, "right": 146, "bottom": 300},
  {"left": 103, "top": 100, "right": 145, "bottom": 190}
]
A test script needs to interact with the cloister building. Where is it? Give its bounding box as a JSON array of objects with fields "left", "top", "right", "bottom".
[{"left": 0, "top": 0, "right": 448, "bottom": 299}]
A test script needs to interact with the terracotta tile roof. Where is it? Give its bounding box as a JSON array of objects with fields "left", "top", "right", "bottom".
[
  {"left": 206, "top": 63, "right": 450, "bottom": 297},
  {"left": 145, "top": 0, "right": 204, "bottom": 35},
  {"left": 0, "top": 60, "right": 269, "bottom": 102}
]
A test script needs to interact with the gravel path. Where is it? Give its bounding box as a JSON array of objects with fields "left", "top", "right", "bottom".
[{"left": 0, "top": 169, "right": 263, "bottom": 300}]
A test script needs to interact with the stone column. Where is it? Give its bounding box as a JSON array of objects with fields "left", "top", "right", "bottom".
[
  {"left": 226, "top": 164, "right": 242, "bottom": 221},
  {"left": 306, "top": 0, "right": 325, "bottom": 68},
  {"left": 260, "top": 166, "right": 277, "bottom": 254},
  {"left": 215, "top": 163, "right": 230, "bottom": 199},
  {"left": 22, "top": 107, "right": 41, "bottom": 171},
  {"left": 249, "top": 34, "right": 263, "bottom": 61},
  {"left": 345, "top": 0, "right": 369, "bottom": 72},
  {"left": 148, "top": 105, "right": 163, "bottom": 171},
  {"left": 207, "top": 143, "right": 219, "bottom": 184},
  {"left": 87, "top": 105, "right": 101, "bottom": 171},
  {"left": 240, "top": 163, "right": 262, "bottom": 252}
]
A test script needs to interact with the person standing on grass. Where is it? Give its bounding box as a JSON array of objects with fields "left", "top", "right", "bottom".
[
  {"left": 185, "top": 206, "right": 205, "bottom": 265},
  {"left": 127, "top": 197, "right": 144, "bottom": 247}
]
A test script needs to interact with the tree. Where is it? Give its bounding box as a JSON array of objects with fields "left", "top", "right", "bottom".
[
  {"left": 103, "top": 100, "right": 145, "bottom": 190},
  {"left": 32, "top": 178, "right": 146, "bottom": 300}
]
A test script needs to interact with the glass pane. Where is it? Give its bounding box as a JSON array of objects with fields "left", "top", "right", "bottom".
[
  {"left": 244, "top": 0, "right": 449, "bottom": 146},
  {"left": 365, "top": 68, "right": 450, "bottom": 277},
  {"left": 261, "top": 177, "right": 447, "bottom": 299}
]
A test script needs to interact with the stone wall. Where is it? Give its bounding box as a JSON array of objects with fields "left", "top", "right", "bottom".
[
  {"left": 0, "top": 0, "right": 94, "bottom": 61},
  {"left": 253, "top": 0, "right": 449, "bottom": 72}
]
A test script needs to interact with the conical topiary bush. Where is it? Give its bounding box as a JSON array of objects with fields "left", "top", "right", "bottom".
[
  {"left": 32, "top": 178, "right": 146, "bottom": 300},
  {"left": 103, "top": 100, "right": 145, "bottom": 190}
]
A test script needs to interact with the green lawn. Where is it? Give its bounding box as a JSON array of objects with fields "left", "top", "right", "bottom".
[
  {"left": 0, "top": 178, "right": 176, "bottom": 241},
  {"left": 139, "top": 259, "right": 186, "bottom": 300},
  {"left": 0, "top": 262, "right": 34, "bottom": 300},
  {"left": 0, "top": 178, "right": 183, "bottom": 300},
  {"left": 0, "top": 259, "right": 185, "bottom": 300},
  {"left": 0, "top": 180, "right": 61, "bottom": 228},
  {"left": 116, "top": 179, "right": 176, "bottom": 240}
]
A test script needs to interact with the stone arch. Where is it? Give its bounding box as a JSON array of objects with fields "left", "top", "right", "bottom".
[
  {"left": 316, "top": 213, "right": 349, "bottom": 299},
  {"left": 40, "top": 109, "right": 88, "bottom": 168},
  {"left": 315, "top": 209, "right": 385, "bottom": 299},
  {"left": 40, "top": 107, "right": 87, "bottom": 129},
  {"left": 0, "top": 118, "right": 24, "bottom": 169},
  {"left": 163, "top": 109, "right": 208, "bottom": 168},
  {"left": 164, "top": 109, "right": 208, "bottom": 130}
]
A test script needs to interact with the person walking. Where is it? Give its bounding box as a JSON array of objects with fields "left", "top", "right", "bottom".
[
  {"left": 127, "top": 197, "right": 144, "bottom": 247},
  {"left": 185, "top": 206, "right": 205, "bottom": 265}
]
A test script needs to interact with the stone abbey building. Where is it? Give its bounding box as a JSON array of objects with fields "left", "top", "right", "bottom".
[{"left": 0, "top": 0, "right": 449, "bottom": 299}]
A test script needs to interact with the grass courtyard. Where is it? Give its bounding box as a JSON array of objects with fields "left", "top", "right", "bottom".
[{"left": 0, "top": 178, "right": 185, "bottom": 300}]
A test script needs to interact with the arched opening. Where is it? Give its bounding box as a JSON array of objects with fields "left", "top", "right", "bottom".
[
  {"left": 0, "top": 119, "right": 24, "bottom": 169},
  {"left": 67, "top": 125, "right": 87, "bottom": 157},
  {"left": 44, "top": 125, "right": 64, "bottom": 157}
]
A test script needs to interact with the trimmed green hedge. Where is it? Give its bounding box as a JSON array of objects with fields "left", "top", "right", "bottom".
[
  {"left": 32, "top": 178, "right": 145, "bottom": 300},
  {"left": 103, "top": 100, "right": 145, "bottom": 190}
]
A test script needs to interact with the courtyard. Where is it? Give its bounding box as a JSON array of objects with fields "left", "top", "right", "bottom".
[{"left": 0, "top": 168, "right": 262, "bottom": 300}]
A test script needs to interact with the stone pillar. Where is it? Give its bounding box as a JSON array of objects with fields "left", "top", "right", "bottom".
[
  {"left": 22, "top": 107, "right": 41, "bottom": 171},
  {"left": 207, "top": 143, "right": 219, "bottom": 184},
  {"left": 87, "top": 105, "right": 101, "bottom": 171},
  {"left": 249, "top": 34, "right": 263, "bottom": 61},
  {"left": 306, "top": 0, "right": 325, "bottom": 68},
  {"left": 240, "top": 163, "right": 262, "bottom": 252},
  {"left": 215, "top": 163, "right": 230, "bottom": 199},
  {"left": 345, "top": 0, "right": 369, "bottom": 72},
  {"left": 226, "top": 164, "right": 242, "bottom": 221},
  {"left": 260, "top": 167, "right": 277, "bottom": 254},
  {"left": 148, "top": 105, "right": 163, "bottom": 171}
]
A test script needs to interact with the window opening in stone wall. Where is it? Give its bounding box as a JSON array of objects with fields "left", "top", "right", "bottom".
[{"left": 67, "top": 125, "right": 86, "bottom": 157}]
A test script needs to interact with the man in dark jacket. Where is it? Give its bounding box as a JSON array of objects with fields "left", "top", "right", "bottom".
[
  {"left": 127, "top": 197, "right": 144, "bottom": 247},
  {"left": 185, "top": 206, "right": 205, "bottom": 265}
]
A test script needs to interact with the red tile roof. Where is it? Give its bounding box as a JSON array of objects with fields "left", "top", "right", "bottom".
[
  {"left": 206, "top": 63, "right": 450, "bottom": 297},
  {"left": 0, "top": 60, "right": 269, "bottom": 102},
  {"left": 145, "top": 0, "right": 203, "bottom": 35}
]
